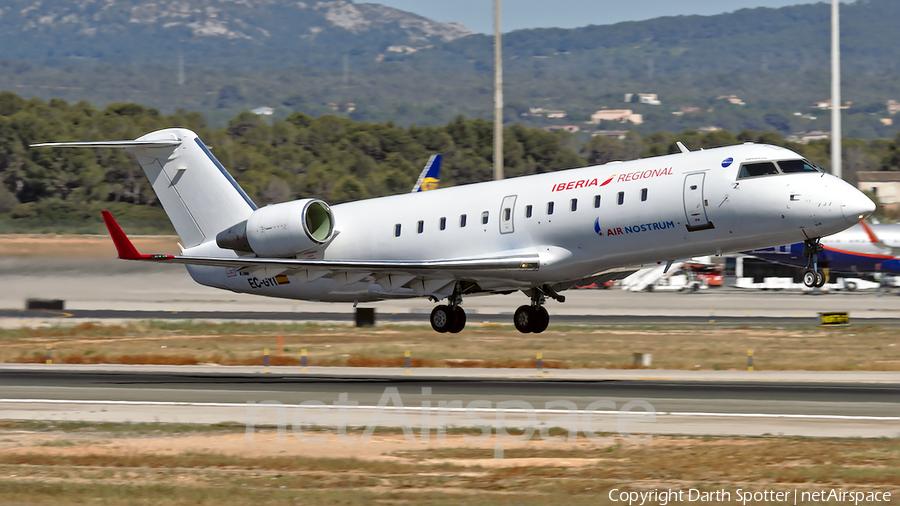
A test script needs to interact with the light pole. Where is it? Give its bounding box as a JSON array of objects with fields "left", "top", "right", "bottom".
[
  {"left": 493, "top": 0, "right": 504, "bottom": 180},
  {"left": 831, "top": 0, "right": 842, "bottom": 179}
]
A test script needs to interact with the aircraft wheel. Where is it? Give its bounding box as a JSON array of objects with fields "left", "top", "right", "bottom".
[
  {"left": 802, "top": 270, "right": 817, "bottom": 288},
  {"left": 430, "top": 305, "right": 455, "bottom": 333},
  {"left": 449, "top": 306, "right": 466, "bottom": 333},
  {"left": 815, "top": 270, "right": 827, "bottom": 288},
  {"left": 532, "top": 306, "right": 550, "bottom": 334},
  {"left": 514, "top": 305, "right": 535, "bottom": 333}
]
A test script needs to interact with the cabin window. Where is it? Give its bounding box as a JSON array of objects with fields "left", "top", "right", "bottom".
[
  {"left": 570, "top": 199, "right": 578, "bottom": 212},
  {"left": 460, "top": 214, "right": 467, "bottom": 228},
  {"left": 417, "top": 220, "right": 424, "bottom": 234},
  {"left": 504, "top": 208, "right": 511, "bottom": 221},
  {"left": 394, "top": 224, "right": 401, "bottom": 237},
  {"left": 594, "top": 195, "right": 601, "bottom": 208},
  {"left": 439, "top": 217, "right": 446, "bottom": 230},
  {"left": 641, "top": 188, "right": 648, "bottom": 201},
  {"left": 547, "top": 202, "right": 555, "bottom": 215},
  {"left": 617, "top": 192, "right": 624, "bottom": 205},
  {"left": 525, "top": 205, "right": 533, "bottom": 218},
  {"left": 738, "top": 162, "right": 778, "bottom": 179}
]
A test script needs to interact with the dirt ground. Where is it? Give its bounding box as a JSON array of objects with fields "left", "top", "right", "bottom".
[
  {"left": 4, "top": 320, "right": 900, "bottom": 371},
  {"left": 0, "top": 422, "right": 897, "bottom": 505},
  {"left": 0, "top": 234, "right": 180, "bottom": 257}
]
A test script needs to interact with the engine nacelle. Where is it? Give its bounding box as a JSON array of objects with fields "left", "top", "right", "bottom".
[{"left": 216, "top": 199, "right": 335, "bottom": 258}]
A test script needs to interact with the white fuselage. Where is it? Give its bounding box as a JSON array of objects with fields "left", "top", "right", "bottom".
[
  {"left": 822, "top": 222, "right": 900, "bottom": 255},
  {"left": 185, "top": 144, "right": 869, "bottom": 302}
]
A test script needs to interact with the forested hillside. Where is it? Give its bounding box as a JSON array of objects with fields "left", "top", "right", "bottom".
[
  {"left": 3, "top": 92, "right": 900, "bottom": 234},
  {"left": 1, "top": 1, "right": 899, "bottom": 138}
]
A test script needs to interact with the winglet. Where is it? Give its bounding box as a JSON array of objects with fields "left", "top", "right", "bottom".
[
  {"left": 101, "top": 211, "right": 174, "bottom": 261},
  {"left": 858, "top": 220, "right": 900, "bottom": 257},
  {"left": 859, "top": 220, "right": 880, "bottom": 244}
]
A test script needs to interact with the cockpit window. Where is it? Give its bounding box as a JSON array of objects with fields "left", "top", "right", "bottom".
[
  {"left": 779, "top": 159, "right": 821, "bottom": 173},
  {"left": 738, "top": 162, "right": 779, "bottom": 179}
]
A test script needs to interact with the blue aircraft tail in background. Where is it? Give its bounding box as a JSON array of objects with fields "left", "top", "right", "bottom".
[{"left": 411, "top": 154, "right": 442, "bottom": 192}]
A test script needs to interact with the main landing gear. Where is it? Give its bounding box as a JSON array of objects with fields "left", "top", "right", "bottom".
[
  {"left": 429, "top": 284, "right": 565, "bottom": 334},
  {"left": 430, "top": 286, "right": 466, "bottom": 333},
  {"left": 514, "top": 285, "right": 565, "bottom": 334},
  {"left": 802, "top": 238, "right": 827, "bottom": 288}
]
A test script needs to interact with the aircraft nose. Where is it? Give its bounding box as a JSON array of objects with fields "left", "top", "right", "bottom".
[{"left": 841, "top": 186, "right": 876, "bottom": 223}]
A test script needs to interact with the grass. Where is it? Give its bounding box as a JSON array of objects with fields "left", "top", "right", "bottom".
[
  {"left": 3, "top": 320, "right": 900, "bottom": 370},
  {"left": 1, "top": 422, "right": 898, "bottom": 505}
]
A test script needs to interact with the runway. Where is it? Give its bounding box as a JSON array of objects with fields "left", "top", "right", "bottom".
[
  {"left": 4, "top": 257, "right": 900, "bottom": 326},
  {"left": 2, "top": 367, "right": 898, "bottom": 438},
  {"left": 4, "top": 257, "right": 900, "bottom": 438},
  {"left": 0, "top": 308, "right": 854, "bottom": 327}
]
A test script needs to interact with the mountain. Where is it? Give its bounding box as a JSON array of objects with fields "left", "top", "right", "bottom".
[
  {"left": 1, "top": 0, "right": 900, "bottom": 139},
  {"left": 0, "top": 0, "right": 471, "bottom": 68}
]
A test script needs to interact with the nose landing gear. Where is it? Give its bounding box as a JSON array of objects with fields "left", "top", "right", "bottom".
[{"left": 802, "top": 238, "right": 827, "bottom": 288}]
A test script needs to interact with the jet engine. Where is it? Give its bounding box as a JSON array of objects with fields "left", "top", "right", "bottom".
[{"left": 216, "top": 199, "right": 335, "bottom": 258}]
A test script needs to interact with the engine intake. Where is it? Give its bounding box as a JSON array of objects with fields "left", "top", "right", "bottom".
[{"left": 216, "top": 199, "right": 335, "bottom": 258}]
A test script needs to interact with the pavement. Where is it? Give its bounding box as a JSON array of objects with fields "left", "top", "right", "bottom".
[{"left": 2, "top": 366, "right": 898, "bottom": 438}]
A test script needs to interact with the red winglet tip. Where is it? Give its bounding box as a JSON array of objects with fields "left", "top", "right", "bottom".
[
  {"left": 101, "top": 210, "right": 142, "bottom": 260},
  {"left": 859, "top": 220, "right": 880, "bottom": 244}
]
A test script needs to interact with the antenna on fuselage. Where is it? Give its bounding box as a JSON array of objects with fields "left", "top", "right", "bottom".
[{"left": 676, "top": 142, "right": 690, "bottom": 154}]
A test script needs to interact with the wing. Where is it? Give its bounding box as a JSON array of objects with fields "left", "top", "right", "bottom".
[
  {"left": 102, "top": 210, "right": 540, "bottom": 273},
  {"left": 859, "top": 221, "right": 900, "bottom": 257}
]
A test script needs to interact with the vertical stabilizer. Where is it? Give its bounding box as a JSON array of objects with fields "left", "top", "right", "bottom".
[
  {"left": 411, "top": 154, "right": 442, "bottom": 192},
  {"left": 128, "top": 129, "right": 257, "bottom": 247},
  {"left": 33, "top": 128, "right": 257, "bottom": 248}
]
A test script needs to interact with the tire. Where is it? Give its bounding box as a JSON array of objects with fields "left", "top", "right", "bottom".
[
  {"left": 532, "top": 306, "right": 550, "bottom": 334},
  {"left": 430, "top": 305, "right": 455, "bottom": 333},
  {"left": 802, "top": 270, "right": 817, "bottom": 288},
  {"left": 449, "top": 306, "right": 466, "bottom": 333},
  {"left": 815, "top": 270, "right": 827, "bottom": 288},
  {"left": 845, "top": 281, "right": 857, "bottom": 291},
  {"left": 514, "top": 305, "right": 534, "bottom": 333}
]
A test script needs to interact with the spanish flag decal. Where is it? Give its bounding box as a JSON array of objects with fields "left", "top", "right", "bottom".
[{"left": 275, "top": 275, "right": 291, "bottom": 285}]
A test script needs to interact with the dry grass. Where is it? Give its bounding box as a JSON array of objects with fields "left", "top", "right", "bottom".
[
  {"left": 0, "top": 234, "right": 179, "bottom": 257},
  {"left": 2, "top": 320, "right": 899, "bottom": 370},
  {"left": 0, "top": 422, "right": 897, "bottom": 505}
]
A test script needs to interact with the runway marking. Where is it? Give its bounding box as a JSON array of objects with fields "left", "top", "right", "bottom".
[
  {"left": 2, "top": 399, "right": 899, "bottom": 421},
  {"left": 34, "top": 310, "right": 74, "bottom": 318}
]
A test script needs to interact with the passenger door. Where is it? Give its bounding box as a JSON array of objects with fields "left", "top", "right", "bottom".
[
  {"left": 500, "top": 195, "right": 516, "bottom": 234},
  {"left": 683, "top": 173, "right": 714, "bottom": 231}
]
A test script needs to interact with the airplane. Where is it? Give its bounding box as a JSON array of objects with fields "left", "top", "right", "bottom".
[
  {"left": 746, "top": 221, "right": 900, "bottom": 282},
  {"left": 411, "top": 154, "right": 441, "bottom": 192},
  {"left": 32, "top": 130, "right": 875, "bottom": 333}
]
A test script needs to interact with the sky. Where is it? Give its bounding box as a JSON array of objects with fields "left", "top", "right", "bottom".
[{"left": 371, "top": 0, "right": 844, "bottom": 34}]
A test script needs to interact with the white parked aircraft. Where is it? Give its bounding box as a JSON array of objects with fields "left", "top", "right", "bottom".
[
  {"left": 33, "top": 130, "right": 874, "bottom": 333},
  {"left": 747, "top": 221, "right": 900, "bottom": 280}
]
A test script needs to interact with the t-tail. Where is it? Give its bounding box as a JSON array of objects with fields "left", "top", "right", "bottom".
[
  {"left": 32, "top": 128, "right": 257, "bottom": 248},
  {"left": 411, "top": 154, "right": 442, "bottom": 192}
]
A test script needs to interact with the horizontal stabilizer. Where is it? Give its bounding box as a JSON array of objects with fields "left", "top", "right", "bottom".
[{"left": 31, "top": 140, "right": 182, "bottom": 149}]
